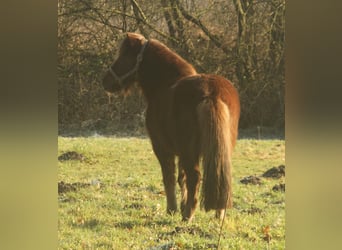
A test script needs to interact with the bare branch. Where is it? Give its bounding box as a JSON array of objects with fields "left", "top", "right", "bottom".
[
  {"left": 130, "top": 0, "right": 147, "bottom": 21},
  {"left": 130, "top": 0, "right": 148, "bottom": 36},
  {"left": 160, "top": 0, "right": 176, "bottom": 40},
  {"left": 173, "top": 0, "right": 229, "bottom": 54},
  {"left": 128, "top": 0, "right": 180, "bottom": 44}
]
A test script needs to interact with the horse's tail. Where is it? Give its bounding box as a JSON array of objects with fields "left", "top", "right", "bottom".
[{"left": 197, "top": 98, "right": 233, "bottom": 211}]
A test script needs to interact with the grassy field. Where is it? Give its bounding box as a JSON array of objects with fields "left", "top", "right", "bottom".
[{"left": 58, "top": 136, "right": 285, "bottom": 249}]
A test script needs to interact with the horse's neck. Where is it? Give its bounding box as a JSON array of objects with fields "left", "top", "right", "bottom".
[{"left": 139, "top": 42, "right": 196, "bottom": 100}]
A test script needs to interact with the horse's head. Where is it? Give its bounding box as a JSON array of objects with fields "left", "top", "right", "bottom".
[{"left": 102, "top": 33, "right": 148, "bottom": 93}]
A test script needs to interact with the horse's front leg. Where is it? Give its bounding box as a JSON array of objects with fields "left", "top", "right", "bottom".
[{"left": 153, "top": 148, "right": 177, "bottom": 214}]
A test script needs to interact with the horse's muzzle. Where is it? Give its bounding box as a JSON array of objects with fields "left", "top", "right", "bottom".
[{"left": 102, "top": 72, "right": 121, "bottom": 93}]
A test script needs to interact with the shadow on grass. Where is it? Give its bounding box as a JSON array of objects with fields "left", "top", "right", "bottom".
[
  {"left": 114, "top": 218, "right": 173, "bottom": 229},
  {"left": 158, "top": 225, "right": 214, "bottom": 239},
  {"left": 149, "top": 242, "right": 217, "bottom": 250},
  {"left": 152, "top": 226, "right": 217, "bottom": 250},
  {"left": 71, "top": 218, "right": 100, "bottom": 229}
]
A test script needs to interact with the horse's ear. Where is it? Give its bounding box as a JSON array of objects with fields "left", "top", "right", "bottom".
[
  {"left": 126, "top": 33, "right": 145, "bottom": 44},
  {"left": 126, "top": 32, "right": 134, "bottom": 39}
]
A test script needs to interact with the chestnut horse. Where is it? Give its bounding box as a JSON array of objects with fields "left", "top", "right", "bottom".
[{"left": 102, "top": 33, "right": 240, "bottom": 221}]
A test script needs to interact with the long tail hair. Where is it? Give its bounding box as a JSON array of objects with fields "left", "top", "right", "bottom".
[{"left": 197, "top": 98, "right": 233, "bottom": 211}]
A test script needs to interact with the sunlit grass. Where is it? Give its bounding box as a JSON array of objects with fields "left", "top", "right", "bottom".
[{"left": 58, "top": 137, "right": 285, "bottom": 249}]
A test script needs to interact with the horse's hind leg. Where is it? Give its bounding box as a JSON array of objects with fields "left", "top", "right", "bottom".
[
  {"left": 179, "top": 156, "right": 200, "bottom": 222},
  {"left": 153, "top": 148, "right": 177, "bottom": 214},
  {"left": 216, "top": 209, "right": 225, "bottom": 220},
  {"left": 177, "top": 165, "right": 187, "bottom": 215}
]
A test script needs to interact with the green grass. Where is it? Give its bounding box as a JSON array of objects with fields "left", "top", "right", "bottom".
[{"left": 58, "top": 137, "right": 285, "bottom": 249}]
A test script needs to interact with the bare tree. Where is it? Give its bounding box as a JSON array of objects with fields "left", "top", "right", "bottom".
[{"left": 58, "top": 0, "right": 285, "bottom": 134}]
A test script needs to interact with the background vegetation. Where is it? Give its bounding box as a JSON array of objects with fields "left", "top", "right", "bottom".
[{"left": 58, "top": 0, "right": 285, "bottom": 136}]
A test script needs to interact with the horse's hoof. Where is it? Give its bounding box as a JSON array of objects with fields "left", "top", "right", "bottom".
[
  {"left": 181, "top": 214, "right": 194, "bottom": 222},
  {"left": 167, "top": 208, "right": 177, "bottom": 215},
  {"left": 215, "top": 209, "right": 225, "bottom": 220}
]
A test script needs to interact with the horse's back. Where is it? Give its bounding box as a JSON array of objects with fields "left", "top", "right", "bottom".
[{"left": 173, "top": 74, "right": 240, "bottom": 114}]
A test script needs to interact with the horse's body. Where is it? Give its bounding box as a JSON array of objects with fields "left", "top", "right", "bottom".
[{"left": 102, "top": 33, "right": 240, "bottom": 221}]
